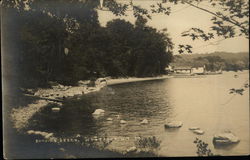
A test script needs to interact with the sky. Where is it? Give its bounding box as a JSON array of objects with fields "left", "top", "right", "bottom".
[{"left": 97, "top": 0, "right": 249, "bottom": 54}]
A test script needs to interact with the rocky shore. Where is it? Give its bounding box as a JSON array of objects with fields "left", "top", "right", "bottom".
[
  {"left": 10, "top": 76, "right": 171, "bottom": 131},
  {"left": 10, "top": 79, "right": 107, "bottom": 130}
]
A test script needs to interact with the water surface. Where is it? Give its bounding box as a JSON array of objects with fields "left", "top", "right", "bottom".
[{"left": 28, "top": 71, "right": 249, "bottom": 156}]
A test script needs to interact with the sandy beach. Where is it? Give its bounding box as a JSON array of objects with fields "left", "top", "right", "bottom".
[{"left": 107, "top": 75, "right": 172, "bottom": 86}]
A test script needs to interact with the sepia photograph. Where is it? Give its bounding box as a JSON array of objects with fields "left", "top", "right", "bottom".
[{"left": 1, "top": 0, "right": 249, "bottom": 159}]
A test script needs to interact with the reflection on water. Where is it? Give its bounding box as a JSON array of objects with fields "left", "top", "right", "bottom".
[{"left": 29, "top": 71, "right": 249, "bottom": 156}]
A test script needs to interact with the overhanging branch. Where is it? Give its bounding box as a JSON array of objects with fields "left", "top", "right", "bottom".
[{"left": 183, "top": 1, "right": 248, "bottom": 35}]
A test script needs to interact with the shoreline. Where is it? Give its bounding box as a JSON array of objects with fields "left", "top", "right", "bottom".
[
  {"left": 10, "top": 75, "right": 172, "bottom": 131},
  {"left": 107, "top": 75, "right": 172, "bottom": 86}
]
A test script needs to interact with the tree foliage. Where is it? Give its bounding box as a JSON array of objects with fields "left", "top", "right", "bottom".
[{"left": 2, "top": 0, "right": 173, "bottom": 88}]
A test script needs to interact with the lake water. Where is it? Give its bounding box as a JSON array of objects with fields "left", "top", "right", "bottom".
[{"left": 27, "top": 71, "right": 249, "bottom": 157}]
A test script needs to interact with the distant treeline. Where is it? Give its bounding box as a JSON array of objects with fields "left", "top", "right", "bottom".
[
  {"left": 2, "top": 1, "right": 173, "bottom": 88},
  {"left": 172, "top": 52, "right": 249, "bottom": 72}
]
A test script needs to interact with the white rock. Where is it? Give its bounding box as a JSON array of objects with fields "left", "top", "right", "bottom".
[
  {"left": 120, "top": 120, "right": 127, "bottom": 124},
  {"left": 165, "top": 121, "right": 183, "bottom": 128},
  {"left": 27, "top": 130, "right": 35, "bottom": 135},
  {"left": 192, "top": 129, "right": 205, "bottom": 135},
  {"left": 45, "top": 133, "right": 54, "bottom": 139},
  {"left": 40, "top": 132, "right": 49, "bottom": 137},
  {"left": 92, "top": 109, "right": 105, "bottom": 115},
  {"left": 52, "top": 107, "right": 60, "bottom": 112},
  {"left": 78, "top": 80, "right": 90, "bottom": 86},
  {"left": 140, "top": 119, "right": 149, "bottom": 124},
  {"left": 107, "top": 118, "right": 113, "bottom": 121},
  {"left": 213, "top": 132, "right": 240, "bottom": 145},
  {"left": 76, "top": 134, "right": 81, "bottom": 138},
  {"left": 189, "top": 127, "right": 200, "bottom": 130},
  {"left": 95, "top": 78, "right": 107, "bottom": 85},
  {"left": 126, "top": 146, "right": 137, "bottom": 153},
  {"left": 34, "top": 131, "right": 42, "bottom": 135},
  {"left": 56, "top": 102, "right": 63, "bottom": 106}
]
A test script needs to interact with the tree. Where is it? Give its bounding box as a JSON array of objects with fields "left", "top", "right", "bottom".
[
  {"left": 2, "top": 0, "right": 174, "bottom": 88},
  {"left": 2, "top": 0, "right": 101, "bottom": 87}
]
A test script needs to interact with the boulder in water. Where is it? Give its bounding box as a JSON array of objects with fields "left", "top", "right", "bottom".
[
  {"left": 165, "top": 121, "right": 183, "bottom": 128},
  {"left": 140, "top": 119, "right": 149, "bottom": 124},
  {"left": 189, "top": 127, "right": 200, "bottom": 130},
  {"left": 192, "top": 129, "right": 205, "bottom": 135},
  {"left": 92, "top": 109, "right": 105, "bottom": 115},
  {"left": 213, "top": 131, "right": 240, "bottom": 145}
]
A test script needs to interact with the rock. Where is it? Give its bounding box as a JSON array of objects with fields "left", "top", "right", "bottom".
[
  {"left": 140, "top": 119, "right": 149, "bottom": 124},
  {"left": 40, "top": 132, "right": 49, "bottom": 137},
  {"left": 107, "top": 118, "right": 113, "bottom": 121},
  {"left": 56, "top": 102, "right": 63, "bottom": 106},
  {"left": 120, "top": 120, "right": 127, "bottom": 124},
  {"left": 189, "top": 127, "right": 200, "bottom": 130},
  {"left": 126, "top": 146, "right": 137, "bottom": 153},
  {"left": 34, "top": 131, "right": 43, "bottom": 135},
  {"left": 45, "top": 133, "right": 54, "bottom": 139},
  {"left": 27, "top": 130, "right": 35, "bottom": 135},
  {"left": 164, "top": 121, "right": 183, "bottom": 128},
  {"left": 78, "top": 80, "right": 90, "bottom": 86},
  {"left": 59, "top": 84, "right": 65, "bottom": 89},
  {"left": 52, "top": 107, "right": 60, "bottom": 112},
  {"left": 76, "top": 134, "right": 81, "bottom": 138},
  {"left": 192, "top": 129, "right": 204, "bottom": 135},
  {"left": 95, "top": 78, "right": 107, "bottom": 85},
  {"left": 213, "top": 132, "right": 240, "bottom": 145},
  {"left": 59, "top": 148, "right": 66, "bottom": 152},
  {"left": 92, "top": 109, "right": 105, "bottom": 115}
]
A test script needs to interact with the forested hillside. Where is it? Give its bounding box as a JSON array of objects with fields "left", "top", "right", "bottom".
[{"left": 172, "top": 52, "right": 249, "bottom": 71}]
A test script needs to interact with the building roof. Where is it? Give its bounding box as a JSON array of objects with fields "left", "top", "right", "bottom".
[{"left": 174, "top": 66, "right": 192, "bottom": 70}]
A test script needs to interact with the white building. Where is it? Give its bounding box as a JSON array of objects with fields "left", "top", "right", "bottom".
[
  {"left": 174, "top": 67, "right": 192, "bottom": 74},
  {"left": 167, "top": 65, "right": 206, "bottom": 75},
  {"left": 191, "top": 66, "right": 205, "bottom": 74}
]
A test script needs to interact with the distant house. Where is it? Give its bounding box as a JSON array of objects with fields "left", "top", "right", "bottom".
[
  {"left": 174, "top": 66, "right": 192, "bottom": 74},
  {"left": 191, "top": 65, "right": 206, "bottom": 74}
]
